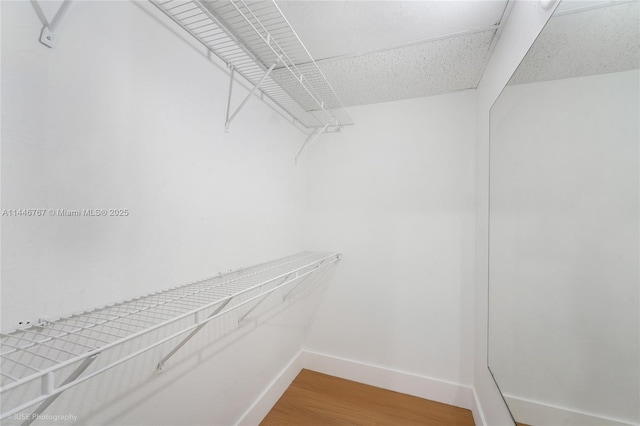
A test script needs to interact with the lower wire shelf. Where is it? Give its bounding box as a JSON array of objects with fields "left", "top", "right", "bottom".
[{"left": 0, "top": 251, "right": 341, "bottom": 422}]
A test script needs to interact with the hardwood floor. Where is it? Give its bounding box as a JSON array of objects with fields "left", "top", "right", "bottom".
[{"left": 261, "top": 369, "right": 475, "bottom": 425}]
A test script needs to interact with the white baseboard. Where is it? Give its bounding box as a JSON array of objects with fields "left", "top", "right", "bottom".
[
  {"left": 302, "top": 350, "right": 474, "bottom": 411},
  {"left": 236, "top": 349, "right": 305, "bottom": 426},
  {"left": 505, "top": 394, "right": 635, "bottom": 426},
  {"left": 238, "top": 349, "right": 476, "bottom": 425},
  {"left": 471, "top": 388, "right": 488, "bottom": 426}
]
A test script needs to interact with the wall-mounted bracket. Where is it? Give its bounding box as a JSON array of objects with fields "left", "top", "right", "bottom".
[
  {"left": 40, "top": 27, "right": 57, "bottom": 48},
  {"left": 156, "top": 298, "right": 232, "bottom": 371},
  {"left": 225, "top": 60, "right": 280, "bottom": 132},
  {"left": 225, "top": 66, "right": 236, "bottom": 131},
  {"left": 238, "top": 273, "right": 292, "bottom": 325},
  {"left": 283, "top": 259, "right": 327, "bottom": 300},
  {"left": 22, "top": 354, "right": 98, "bottom": 426},
  {"left": 32, "top": 0, "right": 73, "bottom": 48},
  {"left": 283, "top": 273, "right": 311, "bottom": 301},
  {"left": 295, "top": 120, "right": 333, "bottom": 165}
]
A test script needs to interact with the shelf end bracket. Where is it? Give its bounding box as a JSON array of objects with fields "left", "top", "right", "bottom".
[
  {"left": 295, "top": 120, "right": 333, "bottom": 165},
  {"left": 32, "top": 0, "right": 73, "bottom": 48},
  {"left": 157, "top": 298, "right": 232, "bottom": 371},
  {"left": 22, "top": 353, "right": 98, "bottom": 426},
  {"left": 225, "top": 60, "right": 279, "bottom": 131},
  {"left": 238, "top": 273, "right": 293, "bottom": 325}
]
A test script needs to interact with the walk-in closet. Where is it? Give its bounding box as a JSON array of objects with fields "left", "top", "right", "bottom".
[{"left": 1, "top": 0, "right": 638, "bottom": 425}]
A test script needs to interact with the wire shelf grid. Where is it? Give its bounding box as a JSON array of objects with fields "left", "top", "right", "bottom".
[
  {"left": 0, "top": 251, "right": 341, "bottom": 420},
  {"left": 150, "top": 0, "right": 353, "bottom": 129}
]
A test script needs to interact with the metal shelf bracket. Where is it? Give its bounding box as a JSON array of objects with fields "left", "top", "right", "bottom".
[
  {"left": 225, "top": 60, "right": 280, "bottom": 132},
  {"left": 23, "top": 354, "right": 98, "bottom": 426},
  {"left": 32, "top": 0, "right": 73, "bottom": 48},
  {"left": 238, "top": 273, "right": 292, "bottom": 325},
  {"left": 295, "top": 121, "right": 333, "bottom": 165},
  {"left": 156, "top": 298, "right": 232, "bottom": 371}
]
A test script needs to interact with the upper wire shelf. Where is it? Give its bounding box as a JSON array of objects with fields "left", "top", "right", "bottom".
[
  {"left": 0, "top": 251, "right": 341, "bottom": 422},
  {"left": 151, "top": 0, "right": 354, "bottom": 130}
]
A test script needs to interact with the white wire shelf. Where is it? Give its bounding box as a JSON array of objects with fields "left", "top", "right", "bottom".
[
  {"left": 150, "top": 0, "right": 354, "bottom": 130},
  {"left": 0, "top": 251, "right": 341, "bottom": 422}
]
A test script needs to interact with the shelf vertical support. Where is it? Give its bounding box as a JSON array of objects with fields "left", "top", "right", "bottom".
[
  {"left": 283, "top": 265, "right": 321, "bottom": 300},
  {"left": 238, "top": 274, "right": 292, "bottom": 325},
  {"left": 237, "top": 293, "right": 271, "bottom": 325},
  {"left": 32, "top": 0, "right": 73, "bottom": 48},
  {"left": 157, "top": 298, "right": 232, "bottom": 371},
  {"left": 41, "top": 372, "right": 54, "bottom": 396},
  {"left": 224, "top": 66, "right": 235, "bottom": 133},
  {"left": 23, "top": 354, "right": 98, "bottom": 426},
  {"left": 283, "top": 257, "right": 332, "bottom": 300},
  {"left": 295, "top": 121, "right": 333, "bottom": 165},
  {"left": 225, "top": 60, "right": 279, "bottom": 131}
]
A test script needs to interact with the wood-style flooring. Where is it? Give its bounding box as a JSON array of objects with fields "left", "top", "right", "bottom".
[{"left": 261, "top": 369, "right": 475, "bottom": 425}]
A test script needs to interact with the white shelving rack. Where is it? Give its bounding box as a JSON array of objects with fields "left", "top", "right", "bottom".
[
  {"left": 31, "top": 0, "right": 352, "bottom": 161},
  {"left": 0, "top": 252, "right": 341, "bottom": 423},
  {"left": 150, "top": 0, "right": 354, "bottom": 134}
]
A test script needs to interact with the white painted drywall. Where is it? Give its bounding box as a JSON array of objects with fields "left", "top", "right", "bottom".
[
  {"left": 302, "top": 92, "right": 476, "bottom": 396},
  {"left": 1, "top": 0, "right": 308, "bottom": 330},
  {"left": 1, "top": 1, "right": 320, "bottom": 424},
  {"left": 489, "top": 69, "right": 639, "bottom": 425},
  {"left": 474, "top": 1, "right": 558, "bottom": 425},
  {"left": 0, "top": 1, "right": 575, "bottom": 425}
]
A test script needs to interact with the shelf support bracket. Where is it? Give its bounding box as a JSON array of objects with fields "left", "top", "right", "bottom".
[
  {"left": 22, "top": 354, "right": 98, "bottom": 426},
  {"left": 31, "top": 0, "right": 73, "bottom": 48},
  {"left": 157, "top": 298, "right": 232, "bottom": 371},
  {"left": 295, "top": 121, "right": 332, "bottom": 165},
  {"left": 225, "top": 66, "right": 235, "bottom": 131},
  {"left": 283, "top": 273, "right": 310, "bottom": 301},
  {"left": 237, "top": 293, "right": 271, "bottom": 325},
  {"left": 225, "top": 60, "right": 279, "bottom": 131},
  {"left": 238, "top": 274, "right": 292, "bottom": 325},
  {"left": 282, "top": 260, "right": 326, "bottom": 300}
]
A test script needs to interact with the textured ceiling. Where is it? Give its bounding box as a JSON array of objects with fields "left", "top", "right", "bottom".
[
  {"left": 276, "top": 1, "right": 508, "bottom": 107},
  {"left": 273, "top": 0, "right": 637, "bottom": 108},
  {"left": 311, "top": 30, "right": 495, "bottom": 107},
  {"left": 511, "top": 0, "right": 639, "bottom": 85},
  {"left": 277, "top": 1, "right": 507, "bottom": 60}
]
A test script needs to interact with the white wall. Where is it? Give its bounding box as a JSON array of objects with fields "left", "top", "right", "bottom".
[
  {"left": 302, "top": 92, "right": 476, "bottom": 397},
  {"left": 0, "top": 0, "right": 579, "bottom": 425},
  {"left": 1, "top": 1, "right": 319, "bottom": 424},
  {"left": 489, "top": 70, "right": 639, "bottom": 425},
  {"left": 474, "top": 1, "right": 557, "bottom": 424},
  {"left": 1, "top": 0, "right": 308, "bottom": 330}
]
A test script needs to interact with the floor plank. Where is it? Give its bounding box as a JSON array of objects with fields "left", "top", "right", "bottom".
[{"left": 261, "top": 369, "right": 475, "bottom": 425}]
